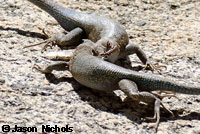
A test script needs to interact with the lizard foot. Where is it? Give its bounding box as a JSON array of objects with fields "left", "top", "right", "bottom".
[
  {"left": 32, "top": 64, "right": 50, "bottom": 74},
  {"left": 101, "top": 42, "right": 119, "bottom": 56},
  {"left": 145, "top": 101, "right": 174, "bottom": 120},
  {"left": 152, "top": 91, "right": 178, "bottom": 99},
  {"left": 118, "top": 79, "right": 174, "bottom": 130},
  {"left": 23, "top": 28, "right": 56, "bottom": 52},
  {"left": 95, "top": 39, "right": 120, "bottom": 63},
  {"left": 145, "top": 99, "right": 174, "bottom": 130},
  {"left": 40, "top": 28, "right": 58, "bottom": 52},
  {"left": 33, "top": 62, "right": 69, "bottom": 74},
  {"left": 131, "top": 62, "right": 166, "bottom": 72},
  {"left": 144, "top": 62, "right": 167, "bottom": 72}
]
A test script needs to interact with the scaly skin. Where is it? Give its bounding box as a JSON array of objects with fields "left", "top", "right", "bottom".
[
  {"left": 27, "top": 0, "right": 128, "bottom": 44},
  {"left": 27, "top": 0, "right": 149, "bottom": 65},
  {"left": 34, "top": 41, "right": 200, "bottom": 129},
  {"left": 68, "top": 41, "right": 199, "bottom": 129},
  {"left": 69, "top": 43, "right": 200, "bottom": 95}
]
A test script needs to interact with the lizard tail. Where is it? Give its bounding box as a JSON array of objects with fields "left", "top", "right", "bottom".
[
  {"left": 164, "top": 82, "right": 200, "bottom": 95},
  {"left": 129, "top": 72, "right": 200, "bottom": 95},
  {"left": 27, "top": 0, "right": 89, "bottom": 31}
]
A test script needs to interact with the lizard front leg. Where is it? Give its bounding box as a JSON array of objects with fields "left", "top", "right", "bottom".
[
  {"left": 118, "top": 43, "right": 165, "bottom": 71},
  {"left": 94, "top": 41, "right": 157, "bottom": 71},
  {"left": 118, "top": 79, "right": 174, "bottom": 130},
  {"left": 94, "top": 39, "right": 120, "bottom": 63}
]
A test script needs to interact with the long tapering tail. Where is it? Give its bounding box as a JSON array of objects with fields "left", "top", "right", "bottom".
[
  {"left": 27, "top": 0, "right": 89, "bottom": 31},
  {"left": 128, "top": 71, "right": 200, "bottom": 95}
]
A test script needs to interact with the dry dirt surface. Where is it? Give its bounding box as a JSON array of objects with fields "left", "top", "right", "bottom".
[{"left": 1, "top": 0, "right": 200, "bottom": 134}]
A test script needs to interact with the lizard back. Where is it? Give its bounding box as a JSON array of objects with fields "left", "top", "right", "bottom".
[
  {"left": 27, "top": 0, "right": 128, "bottom": 44},
  {"left": 69, "top": 45, "right": 200, "bottom": 94}
]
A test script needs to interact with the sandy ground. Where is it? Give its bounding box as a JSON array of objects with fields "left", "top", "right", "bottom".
[{"left": 0, "top": 0, "right": 200, "bottom": 133}]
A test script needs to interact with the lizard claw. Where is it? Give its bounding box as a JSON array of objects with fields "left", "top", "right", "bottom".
[
  {"left": 160, "top": 102, "right": 175, "bottom": 117},
  {"left": 145, "top": 98, "right": 174, "bottom": 131},
  {"left": 152, "top": 91, "right": 178, "bottom": 99},
  {"left": 40, "top": 28, "right": 57, "bottom": 52},
  {"left": 23, "top": 27, "right": 56, "bottom": 52},
  {"left": 145, "top": 116, "right": 156, "bottom": 121},
  {"left": 23, "top": 39, "right": 55, "bottom": 53},
  {"left": 145, "top": 116, "right": 160, "bottom": 131},
  {"left": 145, "top": 63, "right": 155, "bottom": 71},
  {"left": 147, "top": 62, "right": 167, "bottom": 71},
  {"left": 32, "top": 64, "right": 48, "bottom": 73},
  {"left": 41, "top": 27, "right": 50, "bottom": 39},
  {"left": 41, "top": 40, "right": 55, "bottom": 53}
]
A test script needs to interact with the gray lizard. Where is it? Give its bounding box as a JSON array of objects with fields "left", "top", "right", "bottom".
[
  {"left": 34, "top": 40, "right": 200, "bottom": 129},
  {"left": 25, "top": 0, "right": 150, "bottom": 67}
]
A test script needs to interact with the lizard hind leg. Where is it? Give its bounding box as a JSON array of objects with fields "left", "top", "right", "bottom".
[
  {"left": 24, "top": 27, "right": 84, "bottom": 52},
  {"left": 23, "top": 28, "right": 56, "bottom": 51},
  {"left": 118, "top": 79, "right": 174, "bottom": 130},
  {"left": 33, "top": 61, "right": 69, "bottom": 74}
]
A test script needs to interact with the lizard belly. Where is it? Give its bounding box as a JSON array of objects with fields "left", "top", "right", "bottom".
[{"left": 70, "top": 54, "right": 119, "bottom": 92}]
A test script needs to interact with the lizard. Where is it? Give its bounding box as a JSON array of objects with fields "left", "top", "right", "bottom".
[
  {"left": 25, "top": 0, "right": 152, "bottom": 68},
  {"left": 34, "top": 40, "right": 200, "bottom": 129}
]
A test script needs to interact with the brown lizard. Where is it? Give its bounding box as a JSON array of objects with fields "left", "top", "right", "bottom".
[
  {"left": 34, "top": 40, "right": 200, "bottom": 129},
  {"left": 25, "top": 0, "right": 152, "bottom": 68}
]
